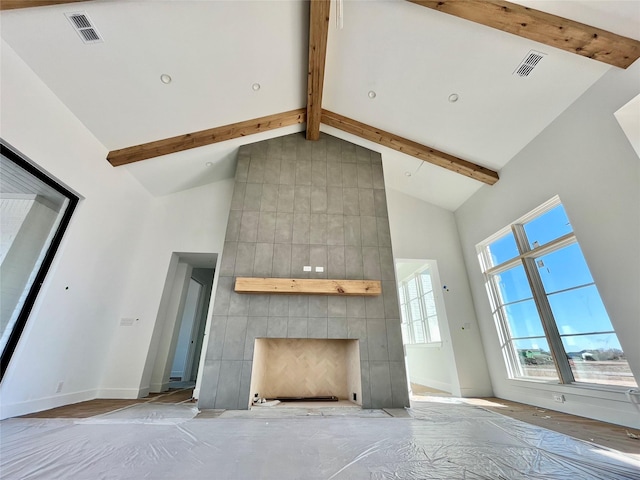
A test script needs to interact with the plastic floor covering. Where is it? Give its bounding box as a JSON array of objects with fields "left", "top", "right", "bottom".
[{"left": 1, "top": 401, "right": 639, "bottom": 479}]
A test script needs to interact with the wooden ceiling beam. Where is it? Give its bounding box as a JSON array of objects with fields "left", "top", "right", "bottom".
[
  {"left": 306, "top": 0, "right": 331, "bottom": 141},
  {"left": 321, "top": 109, "right": 499, "bottom": 185},
  {"left": 407, "top": 0, "right": 640, "bottom": 69},
  {"left": 107, "top": 108, "right": 306, "bottom": 166},
  {"left": 0, "top": 0, "right": 88, "bottom": 10}
]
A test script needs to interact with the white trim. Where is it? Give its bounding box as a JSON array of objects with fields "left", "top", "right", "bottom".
[
  {"left": 96, "top": 388, "right": 146, "bottom": 399},
  {"left": 0, "top": 389, "right": 97, "bottom": 420}
]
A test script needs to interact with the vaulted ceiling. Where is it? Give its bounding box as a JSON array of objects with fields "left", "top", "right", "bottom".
[{"left": 1, "top": 0, "right": 639, "bottom": 210}]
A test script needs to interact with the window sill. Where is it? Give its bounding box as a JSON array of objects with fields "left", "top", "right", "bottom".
[{"left": 507, "top": 377, "right": 636, "bottom": 401}]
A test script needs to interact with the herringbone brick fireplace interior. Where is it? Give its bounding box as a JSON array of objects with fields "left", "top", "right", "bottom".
[{"left": 249, "top": 338, "right": 362, "bottom": 406}]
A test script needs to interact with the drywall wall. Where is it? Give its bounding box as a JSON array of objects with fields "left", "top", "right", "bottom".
[
  {"left": 0, "top": 40, "right": 233, "bottom": 417},
  {"left": 0, "top": 40, "right": 153, "bottom": 418},
  {"left": 386, "top": 188, "right": 492, "bottom": 397},
  {"left": 455, "top": 60, "right": 640, "bottom": 428},
  {"left": 405, "top": 344, "right": 452, "bottom": 393},
  {"left": 98, "top": 179, "right": 233, "bottom": 398}
]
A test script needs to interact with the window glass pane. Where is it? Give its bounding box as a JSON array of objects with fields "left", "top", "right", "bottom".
[
  {"left": 524, "top": 204, "right": 572, "bottom": 249},
  {"left": 549, "top": 285, "right": 614, "bottom": 335},
  {"left": 537, "top": 243, "right": 593, "bottom": 293},
  {"left": 1, "top": 152, "right": 75, "bottom": 368},
  {"left": 407, "top": 278, "right": 418, "bottom": 300},
  {"left": 427, "top": 316, "right": 441, "bottom": 342},
  {"left": 502, "top": 300, "right": 545, "bottom": 338},
  {"left": 420, "top": 270, "right": 433, "bottom": 293},
  {"left": 562, "top": 334, "right": 637, "bottom": 388},
  {"left": 409, "top": 299, "right": 422, "bottom": 321},
  {"left": 423, "top": 291, "right": 437, "bottom": 317},
  {"left": 486, "top": 232, "right": 519, "bottom": 267},
  {"left": 512, "top": 338, "right": 559, "bottom": 381},
  {"left": 400, "top": 304, "right": 409, "bottom": 324},
  {"left": 412, "top": 321, "right": 426, "bottom": 343},
  {"left": 492, "top": 264, "right": 532, "bottom": 305}
]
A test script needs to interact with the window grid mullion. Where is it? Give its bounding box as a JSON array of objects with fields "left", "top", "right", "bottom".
[
  {"left": 510, "top": 224, "right": 573, "bottom": 382},
  {"left": 402, "top": 282, "right": 415, "bottom": 344},
  {"left": 513, "top": 221, "right": 574, "bottom": 384},
  {"left": 417, "top": 275, "right": 430, "bottom": 343}
]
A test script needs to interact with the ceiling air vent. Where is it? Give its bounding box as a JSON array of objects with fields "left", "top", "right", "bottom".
[
  {"left": 514, "top": 50, "right": 546, "bottom": 77},
  {"left": 65, "top": 12, "right": 103, "bottom": 44}
]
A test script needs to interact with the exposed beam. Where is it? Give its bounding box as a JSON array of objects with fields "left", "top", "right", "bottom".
[
  {"left": 407, "top": 0, "right": 640, "bottom": 69},
  {"left": 321, "top": 109, "right": 499, "bottom": 185},
  {"left": 107, "top": 108, "right": 306, "bottom": 166},
  {"left": 306, "top": 0, "right": 331, "bottom": 140},
  {"left": 0, "top": 0, "right": 88, "bottom": 10},
  {"left": 235, "top": 278, "right": 382, "bottom": 296}
]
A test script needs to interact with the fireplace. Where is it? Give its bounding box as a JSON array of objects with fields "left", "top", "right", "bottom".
[
  {"left": 197, "top": 133, "right": 409, "bottom": 410},
  {"left": 248, "top": 338, "right": 362, "bottom": 407}
]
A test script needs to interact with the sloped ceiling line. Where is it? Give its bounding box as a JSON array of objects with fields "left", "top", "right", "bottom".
[
  {"left": 106, "top": 109, "right": 307, "bottom": 167},
  {"left": 0, "top": 0, "right": 86, "bottom": 9},
  {"left": 407, "top": 0, "right": 640, "bottom": 69},
  {"left": 321, "top": 110, "right": 500, "bottom": 185},
  {"left": 306, "top": 0, "right": 330, "bottom": 141},
  {"left": 4, "top": 0, "right": 639, "bottom": 70}
]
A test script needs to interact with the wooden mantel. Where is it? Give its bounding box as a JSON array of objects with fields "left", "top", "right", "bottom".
[{"left": 234, "top": 277, "right": 382, "bottom": 296}]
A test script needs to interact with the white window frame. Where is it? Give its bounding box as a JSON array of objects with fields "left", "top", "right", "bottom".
[
  {"left": 397, "top": 260, "right": 443, "bottom": 345},
  {"left": 477, "top": 196, "right": 634, "bottom": 387}
]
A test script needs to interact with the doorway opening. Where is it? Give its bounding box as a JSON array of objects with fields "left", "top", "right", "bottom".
[
  {"left": 169, "top": 269, "right": 213, "bottom": 386},
  {"left": 395, "top": 259, "right": 454, "bottom": 398},
  {"left": 148, "top": 253, "right": 216, "bottom": 394}
]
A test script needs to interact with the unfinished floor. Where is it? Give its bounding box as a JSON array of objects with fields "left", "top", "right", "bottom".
[{"left": 3, "top": 389, "right": 639, "bottom": 479}]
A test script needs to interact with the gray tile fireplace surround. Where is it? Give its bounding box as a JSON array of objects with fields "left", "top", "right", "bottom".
[{"left": 198, "top": 132, "right": 409, "bottom": 410}]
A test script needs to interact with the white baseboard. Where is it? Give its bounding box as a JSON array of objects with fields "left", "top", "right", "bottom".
[
  {"left": 0, "top": 389, "right": 97, "bottom": 420},
  {"left": 96, "top": 388, "right": 146, "bottom": 399},
  {"left": 192, "top": 387, "right": 200, "bottom": 400},
  {"left": 149, "top": 382, "right": 170, "bottom": 393}
]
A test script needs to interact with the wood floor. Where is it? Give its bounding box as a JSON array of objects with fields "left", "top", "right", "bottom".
[
  {"left": 17, "top": 386, "right": 640, "bottom": 457},
  {"left": 19, "top": 387, "right": 196, "bottom": 419},
  {"left": 409, "top": 383, "right": 640, "bottom": 456}
]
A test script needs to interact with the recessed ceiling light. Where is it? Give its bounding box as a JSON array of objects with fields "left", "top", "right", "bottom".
[
  {"left": 205, "top": 162, "right": 213, "bottom": 167},
  {"left": 252, "top": 83, "right": 261, "bottom": 91},
  {"left": 160, "top": 74, "right": 172, "bottom": 84},
  {"left": 368, "top": 90, "right": 376, "bottom": 99},
  {"left": 404, "top": 171, "right": 412, "bottom": 177},
  {"left": 448, "top": 93, "right": 459, "bottom": 103}
]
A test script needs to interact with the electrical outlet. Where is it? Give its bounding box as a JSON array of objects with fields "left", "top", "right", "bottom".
[
  {"left": 553, "top": 394, "right": 565, "bottom": 403},
  {"left": 303, "top": 266, "right": 312, "bottom": 272},
  {"left": 56, "top": 381, "right": 64, "bottom": 393},
  {"left": 315, "top": 266, "right": 324, "bottom": 273}
]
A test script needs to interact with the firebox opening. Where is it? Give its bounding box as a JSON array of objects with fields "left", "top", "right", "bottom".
[{"left": 249, "top": 338, "right": 362, "bottom": 408}]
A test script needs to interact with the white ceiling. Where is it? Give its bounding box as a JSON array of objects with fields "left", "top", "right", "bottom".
[{"left": 1, "top": 0, "right": 638, "bottom": 211}]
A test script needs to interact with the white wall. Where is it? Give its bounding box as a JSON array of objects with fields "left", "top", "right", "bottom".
[
  {"left": 0, "top": 40, "right": 153, "bottom": 418},
  {"left": 98, "top": 179, "right": 233, "bottom": 398},
  {"left": 0, "top": 40, "right": 234, "bottom": 418},
  {"left": 405, "top": 344, "right": 453, "bottom": 393},
  {"left": 455, "top": 60, "right": 640, "bottom": 428},
  {"left": 386, "top": 188, "right": 493, "bottom": 397}
]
